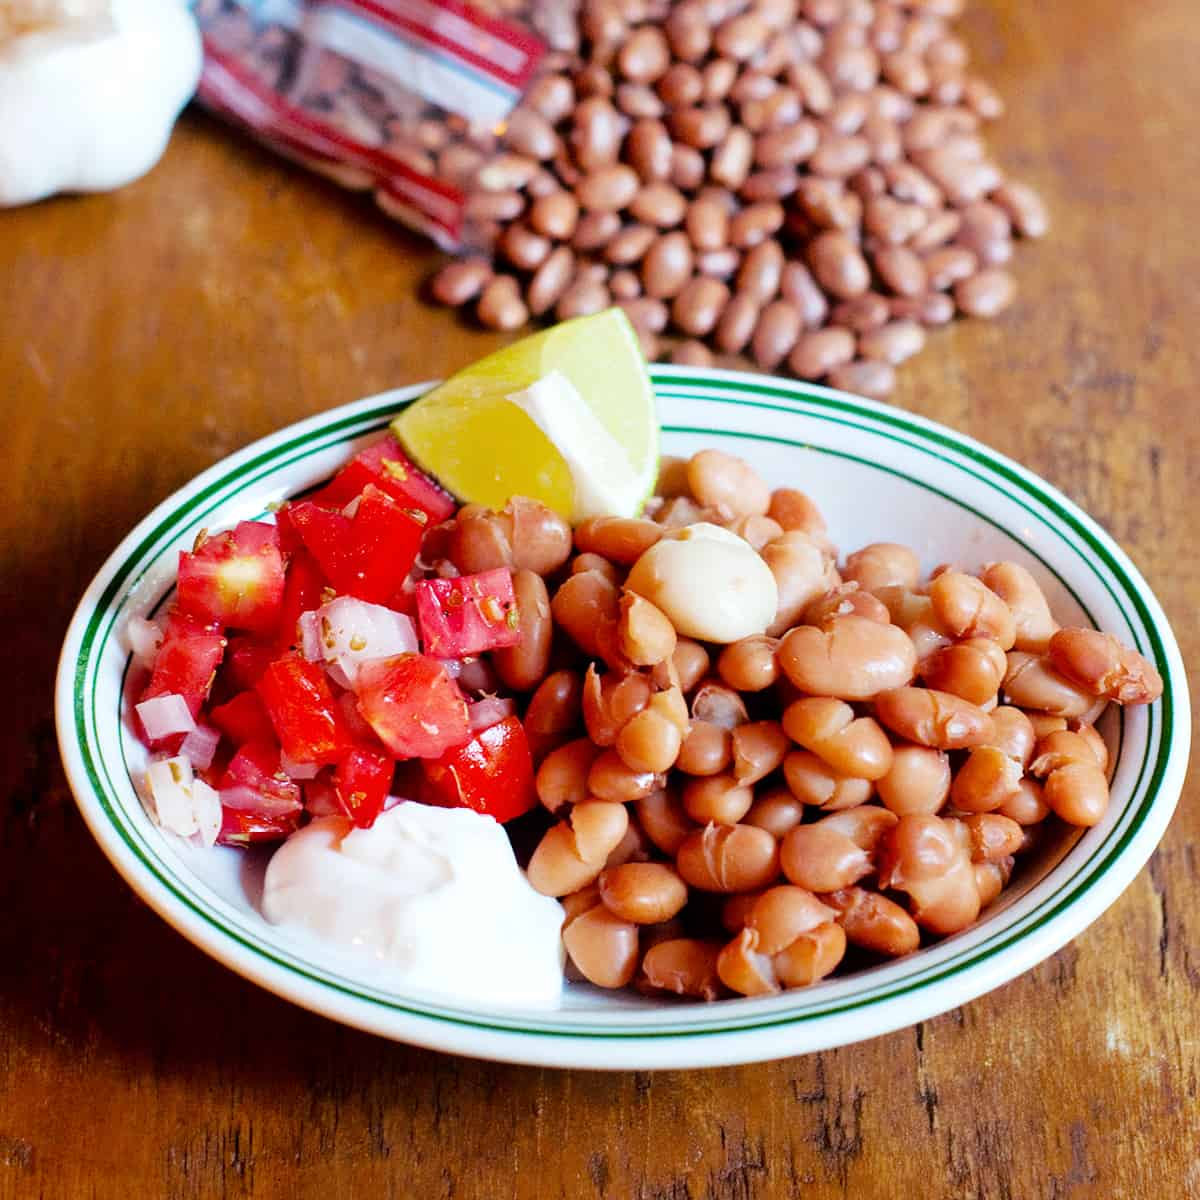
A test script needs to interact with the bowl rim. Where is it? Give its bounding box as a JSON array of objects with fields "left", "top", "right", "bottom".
[{"left": 55, "top": 367, "right": 1191, "bottom": 1069}]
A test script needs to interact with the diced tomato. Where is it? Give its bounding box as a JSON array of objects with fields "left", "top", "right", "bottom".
[
  {"left": 350, "top": 486, "right": 427, "bottom": 603},
  {"left": 219, "top": 635, "right": 276, "bottom": 693},
  {"left": 272, "top": 502, "right": 305, "bottom": 555},
  {"left": 356, "top": 654, "right": 471, "bottom": 759},
  {"left": 275, "top": 548, "right": 327, "bottom": 652},
  {"left": 219, "top": 742, "right": 303, "bottom": 816},
  {"left": 422, "top": 716, "right": 536, "bottom": 824},
  {"left": 216, "top": 807, "right": 301, "bottom": 847},
  {"left": 415, "top": 568, "right": 520, "bottom": 658},
  {"left": 286, "top": 502, "right": 355, "bottom": 590},
  {"left": 289, "top": 486, "right": 424, "bottom": 605},
  {"left": 141, "top": 609, "right": 226, "bottom": 723},
  {"left": 177, "top": 521, "right": 285, "bottom": 636},
  {"left": 209, "top": 691, "right": 277, "bottom": 747},
  {"left": 334, "top": 747, "right": 395, "bottom": 828},
  {"left": 312, "top": 435, "right": 455, "bottom": 524},
  {"left": 256, "top": 653, "right": 353, "bottom": 765}
]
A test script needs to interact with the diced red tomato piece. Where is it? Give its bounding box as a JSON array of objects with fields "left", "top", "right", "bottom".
[
  {"left": 356, "top": 654, "right": 471, "bottom": 760},
  {"left": 415, "top": 568, "right": 520, "bottom": 658},
  {"left": 350, "top": 486, "right": 427, "bottom": 603},
  {"left": 275, "top": 548, "right": 327, "bottom": 652},
  {"left": 256, "top": 654, "right": 353, "bottom": 765},
  {"left": 209, "top": 691, "right": 277, "bottom": 747},
  {"left": 312, "top": 435, "right": 455, "bottom": 524},
  {"left": 422, "top": 716, "right": 536, "bottom": 824},
  {"left": 217, "top": 807, "right": 301, "bottom": 847},
  {"left": 219, "top": 635, "right": 276, "bottom": 693},
  {"left": 219, "top": 742, "right": 303, "bottom": 816},
  {"left": 141, "top": 609, "right": 226, "bottom": 725},
  {"left": 177, "top": 521, "right": 285, "bottom": 636},
  {"left": 287, "top": 502, "right": 355, "bottom": 590},
  {"left": 289, "top": 486, "right": 424, "bottom": 605},
  {"left": 334, "top": 747, "right": 395, "bottom": 828},
  {"left": 272, "top": 503, "right": 305, "bottom": 555}
]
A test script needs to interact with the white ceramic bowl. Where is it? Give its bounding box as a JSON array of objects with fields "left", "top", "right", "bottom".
[{"left": 55, "top": 368, "right": 1190, "bottom": 1070}]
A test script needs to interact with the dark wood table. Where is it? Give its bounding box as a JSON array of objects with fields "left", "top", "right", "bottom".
[{"left": 2, "top": 0, "right": 1196, "bottom": 1194}]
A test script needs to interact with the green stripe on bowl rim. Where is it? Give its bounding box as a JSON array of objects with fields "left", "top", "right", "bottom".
[{"left": 61, "top": 369, "right": 1185, "bottom": 1040}]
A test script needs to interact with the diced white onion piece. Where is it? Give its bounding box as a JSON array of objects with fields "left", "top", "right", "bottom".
[
  {"left": 469, "top": 697, "right": 517, "bottom": 734},
  {"left": 341, "top": 495, "right": 362, "bottom": 520},
  {"left": 337, "top": 691, "right": 377, "bottom": 743},
  {"left": 316, "top": 596, "right": 418, "bottom": 688},
  {"left": 145, "top": 756, "right": 199, "bottom": 838},
  {"left": 179, "top": 723, "right": 221, "bottom": 771},
  {"left": 280, "top": 751, "right": 319, "bottom": 780},
  {"left": 298, "top": 610, "right": 323, "bottom": 662},
  {"left": 304, "top": 777, "right": 340, "bottom": 817},
  {"left": 192, "top": 779, "right": 222, "bottom": 848},
  {"left": 325, "top": 660, "right": 354, "bottom": 691},
  {"left": 219, "top": 784, "right": 301, "bottom": 817},
  {"left": 137, "top": 693, "right": 196, "bottom": 740},
  {"left": 438, "top": 657, "right": 464, "bottom": 678},
  {"left": 125, "top": 615, "right": 164, "bottom": 669}
]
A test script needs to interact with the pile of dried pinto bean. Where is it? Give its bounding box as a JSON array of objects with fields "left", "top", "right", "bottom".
[
  {"left": 428, "top": 0, "right": 1048, "bottom": 397},
  {"left": 428, "top": 449, "right": 1161, "bottom": 1001}
]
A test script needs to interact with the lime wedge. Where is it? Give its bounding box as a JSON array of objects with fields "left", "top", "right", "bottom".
[{"left": 391, "top": 308, "right": 658, "bottom": 520}]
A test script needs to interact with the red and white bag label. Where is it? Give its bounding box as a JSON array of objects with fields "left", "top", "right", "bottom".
[{"left": 194, "top": 0, "right": 547, "bottom": 248}]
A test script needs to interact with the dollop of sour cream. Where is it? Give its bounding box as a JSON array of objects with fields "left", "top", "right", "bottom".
[{"left": 262, "top": 803, "right": 565, "bottom": 1008}]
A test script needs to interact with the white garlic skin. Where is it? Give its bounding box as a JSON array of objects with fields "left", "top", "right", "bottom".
[{"left": 0, "top": 0, "right": 202, "bottom": 207}]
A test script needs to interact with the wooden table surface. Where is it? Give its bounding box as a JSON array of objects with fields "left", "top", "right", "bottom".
[{"left": 2, "top": 0, "right": 1197, "bottom": 1195}]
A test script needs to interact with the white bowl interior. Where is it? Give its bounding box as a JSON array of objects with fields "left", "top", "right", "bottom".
[{"left": 57, "top": 369, "right": 1188, "bottom": 1066}]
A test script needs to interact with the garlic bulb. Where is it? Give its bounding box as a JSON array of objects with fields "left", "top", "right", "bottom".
[{"left": 0, "top": 0, "right": 202, "bottom": 207}]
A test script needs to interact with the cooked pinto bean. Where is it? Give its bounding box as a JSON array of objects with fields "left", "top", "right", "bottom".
[
  {"left": 730, "top": 720, "right": 791, "bottom": 785},
  {"left": 761, "top": 530, "right": 841, "bottom": 636},
  {"left": 641, "top": 939, "right": 725, "bottom": 1000},
  {"left": 599, "top": 862, "right": 689, "bottom": 924},
  {"left": 783, "top": 750, "right": 874, "bottom": 811},
  {"left": 717, "top": 635, "right": 781, "bottom": 692},
  {"left": 950, "top": 745, "right": 1023, "bottom": 813},
  {"left": 588, "top": 748, "right": 663, "bottom": 802},
  {"left": 582, "top": 664, "right": 652, "bottom": 746},
  {"left": 563, "top": 906, "right": 640, "bottom": 988},
  {"left": 686, "top": 449, "right": 771, "bottom": 518},
  {"left": 842, "top": 542, "right": 920, "bottom": 591},
  {"left": 682, "top": 772, "right": 755, "bottom": 824},
  {"left": 874, "top": 686, "right": 995, "bottom": 749},
  {"left": 527, "top": 801, "right": 630, "bottom": 896},
  {"left": 876, "top": 744, "right": 951, "bottom": 815},
  {"left": 637, "top": 786, "right": 695, "bottom": 856},
  {"left": 781, "top": 697, "right": 894, "bottom": 780},
  {"left": 574, "top": 516, "right": 663, "bottom": 564},
  {"left": 779, "top": 615, "right": 918, "bottom": 700},
  {"left": 1047, "top": 628, "right": 1163, "bottom": 705},
  {"left": 492, "top": 569, "right": 551, "bottom": 691},
  {"left": 780, "top": 824, "right": 874, "bottom": 893},
  {"left": 536, "top": 737, "right": 600, "bottom": 813},
  {"left": 825, "top": 887, "right": 920, "bottom": 956},
  {"left": 928, "top": 570, "right": 1017, "bottom": 648},
  {"left": 979, "top": 561, "right": 1058, "bottom": 653},
  {"left": 744, "top": 785, "right": 806, "bottom": 837},
  {"left": 919, "top": 637, "right": 1007, "bottom": 705},
  {"left": 676, "top": 823, "right": 781, "bottom": 892},
  {"left": 1002, "top": 652, "right": 1097, "bottom": 717}
]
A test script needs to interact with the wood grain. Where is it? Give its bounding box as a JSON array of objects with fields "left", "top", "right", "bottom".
[{"left": 1, "top": 0, "right": 1197, "bottom": 1196}]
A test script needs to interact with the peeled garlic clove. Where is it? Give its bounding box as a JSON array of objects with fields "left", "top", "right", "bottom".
[{"left": 626, "top": 522, "right": 778, "bottom": 644}]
